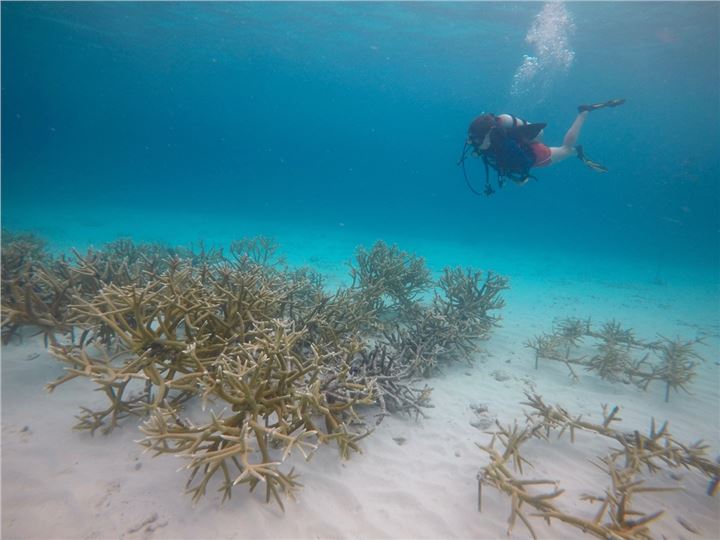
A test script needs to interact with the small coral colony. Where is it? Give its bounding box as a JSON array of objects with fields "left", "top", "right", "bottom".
[{"left": 1, "top": 230, "right": 717, "bottom": 538}]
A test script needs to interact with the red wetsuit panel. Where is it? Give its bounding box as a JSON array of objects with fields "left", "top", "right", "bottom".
[{"left": 530, "top": 142, "right": 552, "bottom": 167}]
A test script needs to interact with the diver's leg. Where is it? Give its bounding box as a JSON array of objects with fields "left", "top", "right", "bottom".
[
  {"left": 548, "top": 111, "right": 588, "bottom": 164},
  {"left": 562, "top": 111, "right": 588, "bottom": 147}
]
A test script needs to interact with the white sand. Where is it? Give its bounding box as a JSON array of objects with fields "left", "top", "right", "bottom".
[{"left": 2, "top": 224, "right": 719, "bottom": 540}]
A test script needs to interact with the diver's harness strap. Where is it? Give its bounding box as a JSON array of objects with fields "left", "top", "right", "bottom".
[
  {"left": 459, "top": 142, "right": 496, "bottom": 196},
  {"left": 458, "top": 140, "right": 536, "bottom": 197}
]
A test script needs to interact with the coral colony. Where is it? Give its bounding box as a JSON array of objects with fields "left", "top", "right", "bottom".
[
  {"left": 1, "top": 233, "right": 506, "bottom": 507},
  {"left": 478, "top": 393, "right": 719, "bottom": 539},
  {"left": 525, "top": 317, "right": 705, "bottom": 403}
]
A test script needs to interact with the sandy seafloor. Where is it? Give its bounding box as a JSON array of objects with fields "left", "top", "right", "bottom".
[{"left": 2, "top": 209, "right": 719, "bottom": 540}]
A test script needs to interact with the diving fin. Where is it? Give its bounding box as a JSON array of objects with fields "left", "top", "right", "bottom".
[
  {"left": 511, "top": 122, "right": 547, "bottom": 141},
  {"left": 578, "top": 99, "right": 626, "bottom": 113},
  {"left": 576, "top": 145, "right": 608, "bottom": 173}
]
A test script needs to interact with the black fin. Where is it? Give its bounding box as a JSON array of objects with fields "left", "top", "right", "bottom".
[
  {"left": 576, "top": 145, "right": 608, "bottom": 173},
  {"left": 584, "top": 158, "right": 608, "bottom": 173},
  {"left": 578, "top": 99, "right": 626, "bottom": 113},
  {"left": 511, "top": 123, "right": 546, "bottom": 141}
]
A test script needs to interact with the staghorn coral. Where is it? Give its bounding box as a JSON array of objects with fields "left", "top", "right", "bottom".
[
  {"left": 48, "top": 263, "right": 377, "bottom": 505},
  {"left": 524, "top": 332, "right": 585, "bottom": 380},
  {"left": 553, "top": 317, "right": 590, "bottom": 356},
  {"left": 6, "top": 233, "right": 507, "bottom": 508},
  {"left": 642, "top": 336, "right": 704, "bottom": 402},
  {"left": 586, "top": 337, "right": 634, "bottom": 382},
  {"left": 528, "top": 318, "right": 706, "bottom": 402},
  {"left": 592, "top": 319, "right": 642, "bottom": 348},
  {"left": 230, "top": 236, "right": 286, "bottom": 270},
  {"left": 139, "top": 327, "right": 376, "bottom": 507},
  {"left": 1, "top": 255, "right": 75, "bottom": 346},
  {"left": 435, "top": 267, "right": 508, "bottom": 337},
  {"left": 522, "top": 393, "right": 719, "bottom": 481},
  {"left": 1, "top": 229, "right": 50, "bottom": 281},
  {"left": 1, "top": 236, "right": 188, "bottom": 345},
  {"left": 350, "top": 240, "right": 431, "bottom": 323},
  {"left": 348, "top": 342, "right": 433, "bottom": 422},
  {"left": 477, "top": 393, "right": 717, "bottom": 539},
  {"left": 1, "top": 271, "right": 72, "bottom": 346},
  {"left": 170, "top": 239, "right": 225, "bottom": 269},
  {"left": 377, "top": 268, "right": 508, "bottom": 377}
]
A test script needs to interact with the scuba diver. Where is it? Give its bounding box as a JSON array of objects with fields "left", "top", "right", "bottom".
[{"left": 459, "top": 99, "right": 625, "bottom": 196}]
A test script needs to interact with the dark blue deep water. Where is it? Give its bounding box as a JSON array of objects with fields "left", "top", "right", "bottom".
[{"left": 3, "top": 2, "right": 719, "bottom": 276}]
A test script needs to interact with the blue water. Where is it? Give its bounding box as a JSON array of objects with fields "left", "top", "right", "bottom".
[
  {"left": 2, "top": 6, "right": 720, "bottom": 536},
  {"left": 2, "top": 2, "right": 719, "bottom": 277}
]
